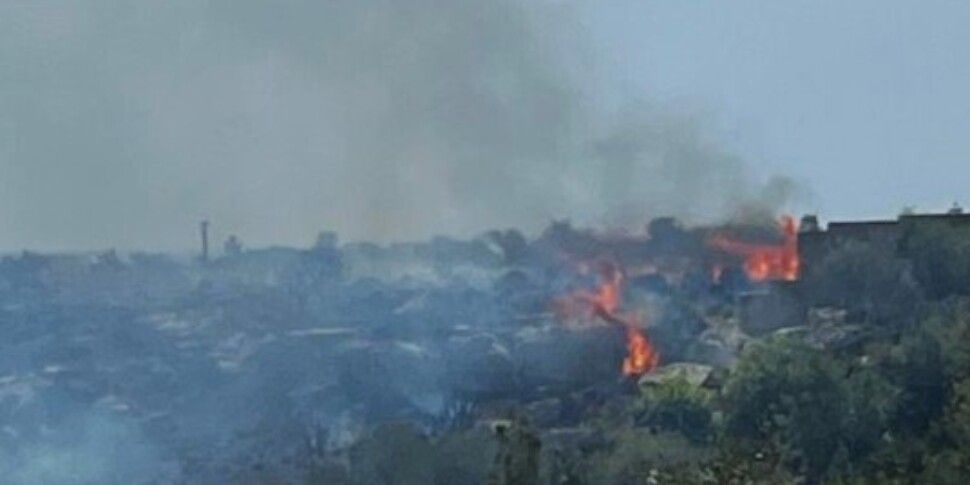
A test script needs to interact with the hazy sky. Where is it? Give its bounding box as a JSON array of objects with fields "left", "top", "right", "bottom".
[
  {"left": 2, "top": 1, "right": 968, "bottom": 252},
  {"left": 584, "top": 1, "right": 970, "bottom": 219}
]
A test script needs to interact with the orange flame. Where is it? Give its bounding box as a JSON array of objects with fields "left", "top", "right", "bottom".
[
  {"left": 709, "top": 215, "right": 800, "bottom": 282},
  {"left": 622, "top": 325, "right": 659, "bottom": 377},
  {"left": 554, "top": 260, "right": 659, "bottom": 377}
]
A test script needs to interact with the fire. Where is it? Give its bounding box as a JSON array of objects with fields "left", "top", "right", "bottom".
[
  {"left": 554, "top": 260, "right": 659, "bottom": 377},
  {"left": 622, "top": 325, "right": 658, "bottom": 377},
  {"left": 709, "top": 215, "right": 800, "bottom": 282}
]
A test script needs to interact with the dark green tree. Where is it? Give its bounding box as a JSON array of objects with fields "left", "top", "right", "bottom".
[
  {"left": 636, "top": 376, "right": 715, "bottom": 444},
  {"left": 723, "top": 337, "right": 896, "bottom": 483},
  {"left": 899, "top": 221, "right": 970, "bottom": 299},
  {"left": 805, "top": 240, "right": 920, "bottom": 324},
  {"left": 488, "top": 419, "right": 542, "bottom": 485},
  {"left": 349, "top": 423, "right": 436, "bottom": 485}
]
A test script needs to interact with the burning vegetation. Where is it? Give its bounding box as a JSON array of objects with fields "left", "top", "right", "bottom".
[
  {"left": 709, "top": 215, "right": 800, "bottom": 282},
  {"left": 5, "top": 210, "right": 970, "bottom": 484},
  {"left": 4, "top": 0, "right": 965, "bottom": 482},
  {"left": 553, "top": 259, "right": 659, "bottom": 377}
]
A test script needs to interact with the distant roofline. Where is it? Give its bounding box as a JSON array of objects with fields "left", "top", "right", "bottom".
[
  {"left": 899, "top": 213, "right": 970, "bottom": 219},
  {"left": 826, "top": 219, "right": 897, "bottom": 227},
  {"left": 808, "top": 211, "right": 970, "bottom": 232}
]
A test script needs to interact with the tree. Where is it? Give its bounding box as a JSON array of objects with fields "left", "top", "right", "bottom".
[
  {"left": 805, "top": 240, "right": 920, "bottom": 324},
  {"left": 0, "top": 251, "right": 50, "bottom": 292},
  {"left": 93, "top": 249, "right": 125, "bottom": 271},
  {"left": 349, "top": 423, "right": 436, "bottom": 485},
  {"left": 899, "top": 221, "right": 970, "bottom": 299},
  {"left": 485, "top": 229, "right": 530, "bottom": 265},
  {"left": 314, "top": 231, "right": 339, "bottom": 250},
  {"left": 224, "top": 235, "right": 244, "bottom": 258},
  {"left": 880, "top": 301, "right": 970, "bottom": 437},
  {"left": 723, "top": 337, "right": 896, "bottom": 483},
  {"left": 285, "top": 231, "right": 344, "bottom": 298},
  {"left": 488, "top": 418, "right": 542, "bottom": 485},
  {"left": 636, "top": 376, "right": 715, "bottom": 444}
]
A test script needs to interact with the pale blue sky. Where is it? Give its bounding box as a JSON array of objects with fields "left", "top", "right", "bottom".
[{"left": 582, "top": 0, "right": 970, "bottom": 220}]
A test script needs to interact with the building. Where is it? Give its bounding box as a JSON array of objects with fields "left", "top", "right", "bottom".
[{"left": 798, "top": 206, "right": 970, "bottom": 281}]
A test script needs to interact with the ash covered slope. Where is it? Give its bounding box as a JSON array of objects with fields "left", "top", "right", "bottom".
[
  {"left": 0, "top": 213, "right": 809, "bottom": 484},
  {"left": 1, "top": 1, "right": 812, "bottom": 483}
]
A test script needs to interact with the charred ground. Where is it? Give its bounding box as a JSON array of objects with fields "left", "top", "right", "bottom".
[{"left": 2, "top": 212, "right": 970, "bottom": 484}]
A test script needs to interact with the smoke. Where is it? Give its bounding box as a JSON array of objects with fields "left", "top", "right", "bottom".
[
  {"left": 0, "top": 412, "right": 174, "bottom": 485},
  {"left": 0, "top": 0, "right": 800, "bottom": 252},
  {"left": 583, "top": 105, "right": 804, "bottom": 228}
]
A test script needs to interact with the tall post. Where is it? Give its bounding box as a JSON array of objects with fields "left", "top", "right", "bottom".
[{"left": 200, "top": 220, "right": 210, "bottom": 263}]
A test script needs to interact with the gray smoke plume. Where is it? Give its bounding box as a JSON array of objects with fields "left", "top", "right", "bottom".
[
  {"left": 0, "top": 0, "right": 799, "bottom": 251},
  {"left": 0, "top": 412, "right": 173, "bottom": 485}
]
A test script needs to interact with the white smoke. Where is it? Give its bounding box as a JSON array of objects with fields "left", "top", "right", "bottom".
[{"left": 0, "top": 0, "right": 800, "bottom": 251}]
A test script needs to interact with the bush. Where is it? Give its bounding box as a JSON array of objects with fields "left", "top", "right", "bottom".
[
  {"left": 636, "top": 376, "right": 715, "bottom": 444},
  {"left": 723, "top": 337, "right": 896, "bottom": 483},
  {"left": 805, "top": 240, "right": 920, "bottom": 324},
  {"left": 899, "top": 221, "right": 970, "bottom": 299},
  {"left": 584, "top": 431, "right": 710, "bottom": 485},
  {"left": 348, "top": 423, "right": 436, "bottom": 485}
]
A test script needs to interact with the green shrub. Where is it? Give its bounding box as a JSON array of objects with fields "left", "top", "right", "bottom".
[
  {"left": 348, "top": 423, "right": 436, "bottom": 485},
  {"left": 637, "top": 376, "right": 715, "bottom": 444},
  {"left": 584, "top": 431, "right": 710, "bottom": 485},
  {"left": 723, "top": 337, "right": 896, "bottom": 483}
]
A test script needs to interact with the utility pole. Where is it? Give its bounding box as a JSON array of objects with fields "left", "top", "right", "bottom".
[{"left": 200, "top": 220, "right": 210, "bottom": 264}]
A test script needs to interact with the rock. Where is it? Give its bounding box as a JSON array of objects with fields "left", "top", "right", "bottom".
[
  {"left": 807, "top": 307, "right": 848, "bottom": 326},
  {"left": 739, "top": 284, "right": 806, "bottom": 336},
  {"left": 685, "top": 340, "right": 735, "bottom": 368},
  {"left": 638, "top": 363, "right": 714, "bottom": 388},
  {"left": 772, "top": 322, "right": 871, "bottom": 350}
]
